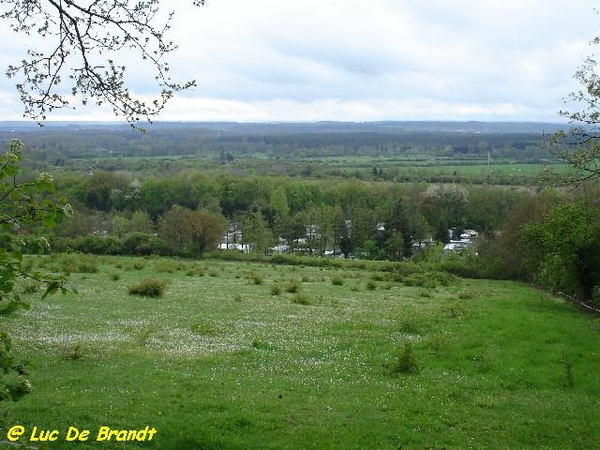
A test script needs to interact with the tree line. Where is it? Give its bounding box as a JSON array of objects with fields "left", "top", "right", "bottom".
[{"left": 50, "top": 171, "right": 518, "bottom": 252}]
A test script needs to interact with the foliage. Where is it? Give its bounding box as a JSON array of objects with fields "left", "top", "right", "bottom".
[
  {"left": 158, "top": 206, "right": 225, "bottom": 257},
  {"left": 0, "top": 139, "right": 73, "bottom": 403},
  {"left": 127, "top": 278, "right": 167, "bottom": 297},
  {"left": 284, "top": 279, "right": 301, "bottom": 293},
  {"left": 331, "top": 275, "right": 344, "bottom": 286},
  {"left": 522, "top": 200, "right": 600, "bottom": 301},
  {"left": 242, "top": 210, "right": 275, "bottom": 255},
  {"left": 475, "top": 190, "right": 562, "bottom": 281},
  {"left": 389, "top": 342, "right": 420, "bottom": 375},
  {"left": 560, "top": 347, "right": 575, "bottom": 387},
  {"left": 550, "top": 27, "right": 600, "bottom": 184},
  {"left": 1, "top": 0, "right": 204, "bottom": 125},
  {"left": 421, "top": 184, "right": 467, "bottom": 243},
  {"left": 291, "top": 293, "right": 312, "bottom": 305},
  {"left": 270, "top": 283, "right": 282, "bottom": 296}
]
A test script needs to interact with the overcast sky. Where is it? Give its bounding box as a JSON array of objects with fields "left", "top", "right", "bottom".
[{"left": 0, "top": 0, "right": 598, "bottom": 122}]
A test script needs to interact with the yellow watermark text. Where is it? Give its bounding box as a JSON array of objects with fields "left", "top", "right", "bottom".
[{"left": 6, "top": 425, "right": 157, "bottom": 443}]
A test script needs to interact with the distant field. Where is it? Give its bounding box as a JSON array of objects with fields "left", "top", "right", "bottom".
[
  {"left": 390, "top": 163, "right": 567, "bottom": 182},
  {"left": 49, "top": 146, "right": 568, "bottom": 186},
  {"left": 4, "top": 255, "right": 600, "bottom": 449}
]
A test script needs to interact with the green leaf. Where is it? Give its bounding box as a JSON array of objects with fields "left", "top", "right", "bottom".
[{"left": 41, "top": 281, "right": 60, "bottom": 300}]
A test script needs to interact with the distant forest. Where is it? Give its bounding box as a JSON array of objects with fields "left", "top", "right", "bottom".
[{"left": 0, "top": 120, "right": 564, "bottom": 161}]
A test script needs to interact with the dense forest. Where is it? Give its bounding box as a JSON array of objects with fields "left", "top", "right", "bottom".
[{"left": 2, "top": 121, "right": 599, "bottom": 303}]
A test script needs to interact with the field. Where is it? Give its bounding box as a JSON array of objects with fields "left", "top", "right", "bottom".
[{"left": 2, "top": 255, "right": 600, "bottom": 449}]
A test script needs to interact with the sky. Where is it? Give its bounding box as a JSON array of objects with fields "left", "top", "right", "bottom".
[{"left": 0, "top": 0, "right": 599, "bottom": 123}]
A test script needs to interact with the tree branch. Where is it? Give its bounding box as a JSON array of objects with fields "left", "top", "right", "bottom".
[{"left": 2, "top": 0, "right": 204, "bottom": 124}]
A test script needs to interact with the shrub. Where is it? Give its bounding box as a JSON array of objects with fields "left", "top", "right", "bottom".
[
  {"left": 127, "top": 279, "right": 167, "bottom": 297},
  {"left": 390, "top": 342, "right": 420, "bottom": 375},
  {"left": 270, "top": 284, "right": 282, "bottom": 296},
  {"left": 474, "top": 346, "right": 491, "bottom": 373},
  {"left": 331, "top": 275, "right": 344, "bottom": 286},
  {"left": 77, "top": 260, "right": 99, "bottom": 274},
  {"left": 154, "top": 259, "right": 177, "bottom": 273},
  {"left": 251, "top": 273, "right": 263, "bottom": 285},
  {"left": 292, "top": 293, "right": 312, "bottom": 305},
  {"left": 366, "top": 280, "right": 377, "bottom": 291},
  {"left": 560, "top": 348, "right": 574, "bottom": 387},
  {"left": 74, "top": 235, "right": 122, "bottom": 255},
  {"left": 285, "top": 279, "right": 301, "bottom": 293},
  {"left": 458, "top": 291, "right": 474, "bottom": 300},
  {"left": 399, "top": 318, "right": 420, "bottom": 335},
  {"left": 62, "top": 343, "right": 84, "bottom": 360},
  {"left": 56, "top": 254, "right": 99, "bottom": 274},
  {"left": 402, "top": 272, "right": 434, "bottom": 288},
  {"left": 122, "top": 232, "right": 153, "bottom": 256}
]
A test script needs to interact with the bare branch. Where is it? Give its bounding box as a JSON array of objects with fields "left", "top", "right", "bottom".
[{"left": 1, "top": 0, "right": 204, "bottom": 124}]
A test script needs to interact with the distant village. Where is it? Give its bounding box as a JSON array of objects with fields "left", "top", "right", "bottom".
[{"left": 218, "top": 222, "right": 479, "bottom": 258}]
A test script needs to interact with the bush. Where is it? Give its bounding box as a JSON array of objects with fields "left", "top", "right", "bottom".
[
  {"left": 154, "top": 259, "right": 177, "bottom": 273},
  {"left": 127, "top": 279, "right": 167, "bottom": 297},
  {"left": 76, "top": 235, "right": 122, "bottom": 255},
  {"left": 291, "top": 293, "right": 312, "bottom": 305},
  {"left": 285, "top": 279, "right": 301, "bottom": 293},
  {"left": 331, "top": 275, "right": 344, "bottom": 286},
  {"left": 57, "top": 254, "right": 99, "bottom": 274},
  {"left": 251, "top": 273, "right": 263, "bottom": 285},
  {"left": 270, "top": 284, "right": 282, "bottom": 296},
  {"left": 390, "top": 342, "right": 420, "bottom": 375},
  {"left": 122, "top": 232, "right": 154, "bottom": 256}
]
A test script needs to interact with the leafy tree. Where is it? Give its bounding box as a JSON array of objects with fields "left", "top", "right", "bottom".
[
  {"left": 311, "top": 205, "right": 337, "bottom": 255},
  {"left": 76, "top": 171, "right": 130, "bottom": 212},
  {"left": 268, "top": 186, "right": 290, "bottom": 238},
  {"left": 218, "top": 178, "right": 268, "bottom": 218},
  {"left": 285, "top": 182, "right": 324, "bottom": 213},
  {"left": 0, "top": 140, "right": 73, "bottom": 402},
  {"left": 1, "top": 0, "right": 204, "bottom": 124},
  {"left": 139, "top": 178, "right": 194, "bottom": 221},
  {"left": 281, "top": 213, "right": 307, "bottom": 254},
  {"left": 421, "top": 185, "right": 467, "bottom": 243},
  {"left": 111, "top": 210, "right": 153, "bottom": 238},
  {"left": 551, "top": 28, "right": 600, "bottom": 184},
  {"left": 464, "top": 186, "right": 525, "bottom": 233},
  {"left": 242, "top": 211, "right": 274, "bottom": 255},
  {"left": 334, "top": 208, "right": 353, "bottom": 259},
  {"left": 476, "top": 190, "right": 561, "bottom": 280},
  {"left": 129, "top": 210, "right": 155, "bottom": 234},
  {"left": 186, "top": 209, "right": 225, "bottom": 256},
  {"left": 522, "top": 200, "right": 600, "bottom": 301},
  {"left": 158, "top": 205, "right": 224, "bottom": 257},
  {"left": 158, "top": 206, "right": 190, "bottom": 250}
]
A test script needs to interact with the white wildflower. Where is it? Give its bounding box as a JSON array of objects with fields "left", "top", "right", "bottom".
[{"left": 39, "top": 172, "right": 54, "bottom": 183}]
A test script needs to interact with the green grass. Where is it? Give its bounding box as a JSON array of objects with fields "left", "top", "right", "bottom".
[{"left": 3, "top": 255, "right": 600, "bottom": 449}]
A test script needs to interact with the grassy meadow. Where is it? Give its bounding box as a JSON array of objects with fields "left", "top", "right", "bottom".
[{"left": 2, "top": 254, "right": 600, "bottom": 449}]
